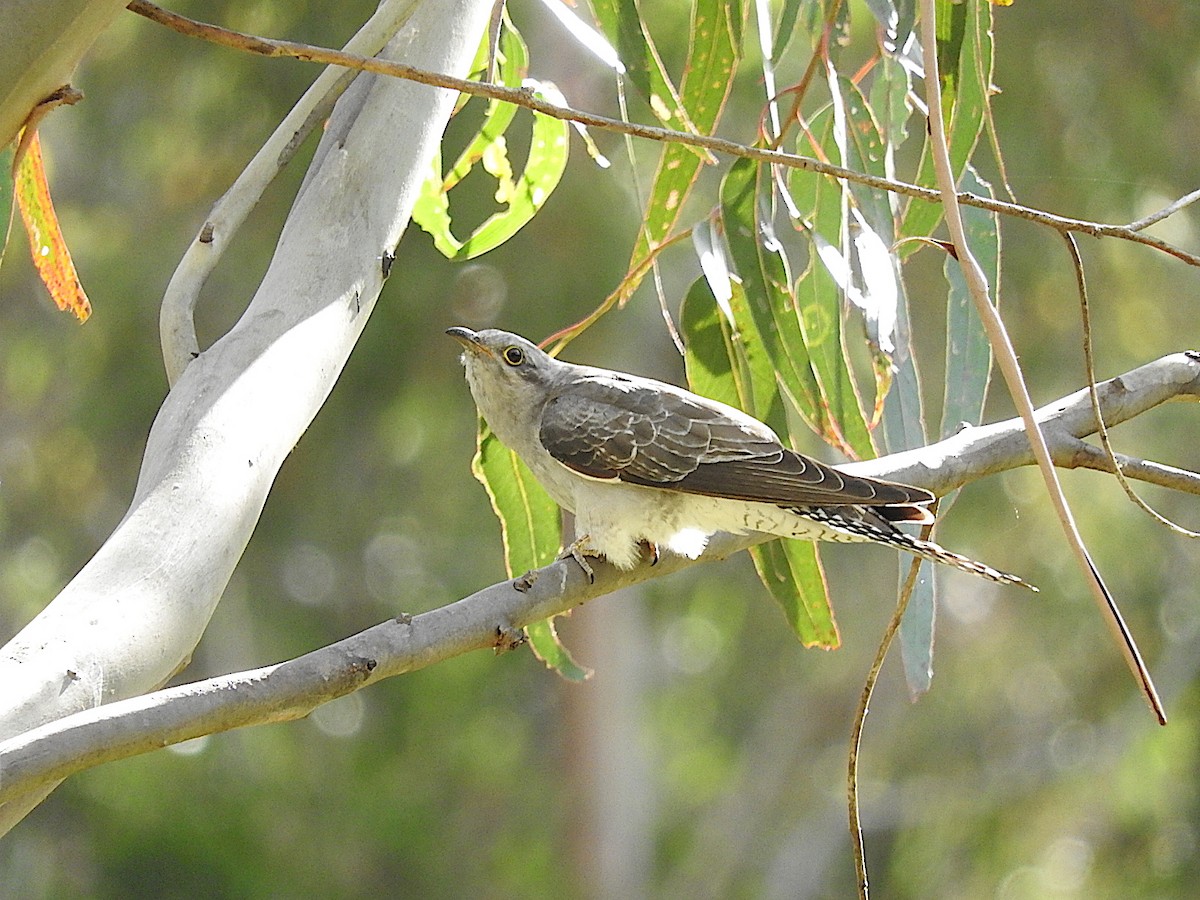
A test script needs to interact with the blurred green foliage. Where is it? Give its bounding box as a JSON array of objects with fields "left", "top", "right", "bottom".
[{"left": 2, "top": 0, "right": 1200, "bottom": 897}]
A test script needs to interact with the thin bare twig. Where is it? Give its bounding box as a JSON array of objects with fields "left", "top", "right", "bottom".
[
  {"left": 543, "top": 229, "right": 693, "bottom": 352},
  {"left": 12, "top": 86, "right": 84, "bottom": 170},
  {"left": 918, "top": 0, "right": 1165, "bottom": 725},
  {"left": 484, "top": 0, "right": 505, "bottom": 83},
  {"left": 1055, "top": 438, "right": 1200, "bottom": 495},
  {"left": 125, "top": 1, "right": 1200, "bottom": 269},
  {"left": 849, "top": 523, "right": 930, "bottom": 900},
  {"left": 1063, "top": 233, "right": 1200, "bottom": 538},
  {"left": 772, "top": 0, "right": 845, "bottom": 150},
  {"left": 1126, "top": 187, "right": 1200, "bottom": 232},
  {"left": 611, "top": 66, "right": 685, "bottom": 354}
]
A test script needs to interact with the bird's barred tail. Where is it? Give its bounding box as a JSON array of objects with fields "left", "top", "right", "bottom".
[
  {"left": 892, "top": 530, "right": 1037, "bottom": 590},
  {"left": 801, "top": 507, "right": 1038, "bottom": 591}
]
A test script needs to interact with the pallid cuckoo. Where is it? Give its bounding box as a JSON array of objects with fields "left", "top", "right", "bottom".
[{"left": 449, "top": 327, "right": 1033, "bottom": 590}]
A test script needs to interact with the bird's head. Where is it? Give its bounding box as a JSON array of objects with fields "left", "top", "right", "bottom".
[{"left": 446, "top": 327, "right": 563, "bottom": 440}]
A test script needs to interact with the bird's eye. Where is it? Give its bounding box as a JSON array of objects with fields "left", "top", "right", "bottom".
[{"left": 502, "top": 346, "right": 525, "bottom": 366}]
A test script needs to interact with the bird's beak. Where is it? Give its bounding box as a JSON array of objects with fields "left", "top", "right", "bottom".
[{"left": 445, "top": 326, "right": 492, "bottom": 358}]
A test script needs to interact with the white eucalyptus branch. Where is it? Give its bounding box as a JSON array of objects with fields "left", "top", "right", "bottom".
[
  {"left": 158, "top": 0, "right": 421, "bottom": 382},
  {"left": 0, "top": 0, "right": 128, "bottom": 147},
  {"left": 1, "top": 352, "right": 1196, "bottom": 812},
  {"left": 0, "top": 0, "right": 494, "bottom": 837}
]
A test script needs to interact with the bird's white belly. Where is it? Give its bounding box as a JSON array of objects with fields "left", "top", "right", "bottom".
[{"left": 568, "top": 479, "right": 860, "bottom": 569}]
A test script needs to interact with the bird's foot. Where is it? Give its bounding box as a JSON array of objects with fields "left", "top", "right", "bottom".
[
  {"left": 560, "top": 535, "right": 600, "bottom": 584},
  {"left": 640, "top": 540, "right": 660, "bottom": 566}
]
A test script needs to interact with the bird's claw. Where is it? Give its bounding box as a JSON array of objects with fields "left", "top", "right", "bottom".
[{"left": 560, "top": 535, "right": 598, "bottom": 584}]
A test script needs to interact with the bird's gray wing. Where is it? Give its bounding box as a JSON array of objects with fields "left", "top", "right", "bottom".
[{"left": 539, "top": 376, "right": 933, "bottom": 510}]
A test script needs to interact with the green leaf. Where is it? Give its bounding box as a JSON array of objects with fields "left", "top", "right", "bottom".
[
  {"left": 471, "top": 426, "right": 559, "bottom": 577},
  {"left": 589, "top": 0, "right": 701, "bottom": 134},
  {"left": 899, "top": 0, "right": 995, "bottom": 248},
  {"left": 442, "top": 20, "right": 527, "bottom": 193},
  {"left": 454, "top": 95, "right": 569, "bottom": 260},
  {"left": 414, "top": 103, "right": 569, "bottom": 261},
  {"left": 770, "top": 0, "right": 806, "bottom": 61},
  {"left": 789, "top": 94, "right": 878, "bottom": 459},
  {"left": 834, "top": 76, "right": 892, "bottom": 230},
  {"left": 526, "top": 618, "right": 592, "bottom": 683},
  {"left": 680, "top": 276, "right": 744, "bottom": 409},
  {"left": 863, "top": 0, "right": 917, "bottom": 48},
  {"left": 843, "top": 73, "right": 925, "bottom": 457},
  {"left": 626, "top": 0, "right": 740, "bottom": 284},
  {"left": 819, "top": 76, "right": 923, "bottom": 458},
  {"left": 877, "top": 290, "right": 926, "bottom": 454},
  {"left": 869, "top": 53, "right": 913, "bottom": 150},
  {"left": 796, "top": 0, "right": 849, "bottom": 50},
  {"left": 940, "top": 164, "right": 997, "bottom": 439},
  {"left": 957, "top": 0, "right": 995, "bottom": 142},
  {"left": 851, "top": 35, "right": 1001, "bottom": 699},
  {"left": 412, "top": 18, "right": 528, "bottom": 256},
  {"left": 792, "top": 74, "right": 938, "bottom": 688},
  {"left": 898, "top": 567, "right": 936, "bottom": 696},
  {"left": 411, "top": 149, "right": 461, "bottom": 258},
  {"left": 720, "top": 159, "right": 824, "bottom": 433},
  {"left": 749, "top": 539, "right": 838, "bottom": 648},
  {"left": 900, "top": 165, "right": 997, "bottom": 696},
  {"left": 935, "top": 0, "right": 968, "bottom": 108},
  {"left": 822, "top": 74, "right": 938, "bottom": 695},
  {"left": 472, "top": 424, "right": 589, "bottom": 681},
  {"left": 412, "top": 19, "right": 567, "bottom": 261},
  {"left": 725, "top": 281, "right": 791, "bottom": 438},
  {"left": 680, "top": 273, "right": 784, "bottom": 437},
  {"left": 680, "top": 277, "right": 835, "bottom": 647},
  {"left": 633, "top": 0, "right": 734, "bottom": 240},
  {"left": 794, "top": 263, "right": 875, "bottom": 459}
]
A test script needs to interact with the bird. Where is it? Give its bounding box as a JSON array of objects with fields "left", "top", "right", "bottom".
[{"left": 448, "top": 326, "right": 1035, "bottom": 590}]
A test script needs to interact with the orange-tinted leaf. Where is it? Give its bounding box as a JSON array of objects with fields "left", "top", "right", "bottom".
[{"left": 15, "top": 131, "right": 90, "bottom": 321}]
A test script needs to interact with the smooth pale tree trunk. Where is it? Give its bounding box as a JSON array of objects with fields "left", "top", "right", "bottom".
[
  {"left": 0, "top": 0, "right": 493, "bottom": 835},
  {"left": 0, "top": 0, "right": 130, "bottom": 146}
]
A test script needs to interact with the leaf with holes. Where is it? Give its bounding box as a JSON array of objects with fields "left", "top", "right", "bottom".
[{"left": 412, "top": 21, "right": 568, "bottom": 261}]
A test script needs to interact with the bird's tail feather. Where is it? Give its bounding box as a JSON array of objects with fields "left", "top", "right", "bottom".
[
  {"left": 799, "top": 505, "right": 1037, "bottom": 590},
  {"left": 893, "top": 530, "right": 1037, "bottom": 590}
]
